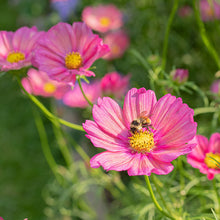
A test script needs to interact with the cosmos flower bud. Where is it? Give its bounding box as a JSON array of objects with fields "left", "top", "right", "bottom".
[
  {"left": 171, "top": 68, "right": 189, "bottom": 84},
  {"left": 100, "top": 72, "right": 130, "bottom": 99},
  {"left": 210, "top": 79, "right": 220, "bottom": 96}
]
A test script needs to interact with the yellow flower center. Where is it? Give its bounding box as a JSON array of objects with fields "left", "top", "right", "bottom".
[
  {"left": 65, "top": 52, "right": 83, "bottom": 69},
  {"left": 204, "top": 153, "right": 220, "bottom": 169},
  {"left": 100, "top": 17, "right": 111, "bottom": 27},
  {"left": 44, "top": 82, "right": 56, "bottom": 94},
  {"left": 207, "top": 7, "right": 214, "bottom": 17},
  {"left": 111, "top": 45, "right": 120, "bottom": 55},
  {"left": 7, "top": 52, "right": 25, "bottom": 63},
  {"left": 129, "top": 130, "right": 155, "bottom": 153}
]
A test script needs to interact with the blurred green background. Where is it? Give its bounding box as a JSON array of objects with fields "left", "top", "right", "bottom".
[{"left": 1, "top": 0, "right": 220, "bottom": 219}]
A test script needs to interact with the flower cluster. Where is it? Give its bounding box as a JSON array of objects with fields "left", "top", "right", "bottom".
[
  {"left": 0, "top": 22, "right": 109, "bottom": 87},
  {"left": 82, "top": 4, "right": 130, "bottom": 60}
]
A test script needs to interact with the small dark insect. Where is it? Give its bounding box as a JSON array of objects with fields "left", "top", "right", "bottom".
[{"left": 130, "top": 111, "right": 154, "bottom": 134}]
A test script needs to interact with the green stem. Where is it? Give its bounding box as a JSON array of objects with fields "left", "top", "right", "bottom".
[
  {"left": 51, "top": 103, "right": 73, "bottom": 167},
  {"left": 33, "top": 108, "right": 62, "bottom": 185},
  {"left": 213, "top": 179, "right": 220, "bottom": 214},
  {"left": 65, "top": 133, "right": 90, "bottom": 162},
  {"left": 151, "top": 175, "right": 172, "bottom": 214},
  {"left": 193, "top": 0, "right": 220, "bottom": 69},
  {"left": 161, "top": 0, "right": 179, "bottom": 70},
  {"left": 18, "top": 79, "right": 84, "bottom": 132},
  {"left": 194, "top": 107, "right": 217, "bottom": 116},
  {"left": 144, "top": 176, "right": 176, "bottom": 220},
  {"left": 77, "top": 77, "right": 93, "bottom": 107},
  {"left": 129, "top": 49, "right": 155, "bottom": 90}
]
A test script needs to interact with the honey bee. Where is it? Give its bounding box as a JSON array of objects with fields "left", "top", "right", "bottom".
[{"left": 130, "top": 111, "right": 154, "bottom": 134}]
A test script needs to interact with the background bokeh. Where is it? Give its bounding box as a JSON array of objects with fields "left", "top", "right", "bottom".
[{"left": 1, "top": 0, "right": 220, "bottom": 219}]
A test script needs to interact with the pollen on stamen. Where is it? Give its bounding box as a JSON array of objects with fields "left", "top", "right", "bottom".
[
  {"left": 204, "top": 153, "right": 220, "bottom": 169},
  {"left": 65, "top": 52, "right": 83, "bottom": 69},
  {"left": 7, "top": 52, "right": 25, "bottom": 63},
  {"left": 129, "top": 130, "right": 155, "bottom": 153},
  {"left": 100, "top": 17, "right": 111, "bottom": 27},
  {"left": 44, "top": 82, "right": 56, "bottom": 94}
]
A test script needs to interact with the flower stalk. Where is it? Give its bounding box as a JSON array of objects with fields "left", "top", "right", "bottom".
[
  {"left": 144, "top": 175, "right": 176, "bottom": 220},
  {"left": 18, "top": 78, "right": 84, "bottom": 131},
  {"left": 77, "top": 76, "right": 93, "bottom": 107}
]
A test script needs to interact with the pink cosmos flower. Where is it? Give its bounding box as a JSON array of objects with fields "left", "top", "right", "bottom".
[
  {"left": 187, "top": 134, "right": 220, "bottom": 180},
  {"left": 100, "top": 72, "right": 130, "bottom": 99},
  {"left": 83, "top": 88, "right": 197, "bottom": 176},
  {"left": 35, "top": 22, "right": 109, "bottom": 85},
  {"left": 210, "top": 79, "right": 220, "bottom": 95},
  {"left": 63, "top": 80, "right": 101, "bottom": 108},
  {"left": 200, "top": 0, "right": 220, "bottom": 21},
  {"left": 22, "top": 68, "right": 70, "bottom": 99},
  {"left": 171, "top": 68, "right": 189, "bottom": 84},
  {"left": 82, "top": 4, "right": 123, "bottom": 33},
  {"left": 103, "top": 30, "right": 130, "bottom": 60},
  {"left": 0, "top": 27, "right": 43, "bottom": 71}
]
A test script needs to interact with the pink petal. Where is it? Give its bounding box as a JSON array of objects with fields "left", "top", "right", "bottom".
[
  {"left": 127, "top": 153, "right": 174, "bottom": 176},
  {"left": 0, "top": 31, "right": 13, "bottom": 57},
  {"left": 187, "top": 156, "right": 204, "bottom": 170},
  {"left": 83, "top": 120, "right": 128, "bottom": 152},
  {"left": 92, "top": 97, "right": 128, "bottom": 140},
  {"left": 123, "top": 88, "right": 157, "bottom": 128},
  {"left": 208, "top": 133, "right": 220, "bottom": 153},
  {"left": 152, "top": 95, "right": 197, "bottom": 146},
  {"left": 152, "top": 142, "right": 196, "bottom": 162},
  {"left": 90, "top": 151, "right": 134, "bottom": 171}
]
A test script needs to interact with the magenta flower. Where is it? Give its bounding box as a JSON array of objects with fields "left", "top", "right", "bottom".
[
  {"left": 22, "top": 68, "right": 70, "bottom": 99},
  {"left": 187, "top": 134, "right": 220, "bottom": 180},
  {"left": 83, "top": 88, "right": 197, "bottom": 176},
  {"left": 35, "top": 22, "right": 109, "bottom": 85},
  {"left": 100, "top": 72, "right": 130, "bottom": 99},
  {"left": 63, "top": 80, "right": 101, "bottom": 108},
  {"left": 103, "top": 30, "right": 130, "bottom": 60},
  {"left": 0, "top": 27, "right": 43, "bottom": 72},
  {"left": 210, "top": 79, "right": 220, "bottom": 95},
  {"left": 171, "top": 68, "right": 189, "bottom": 84},
  {"left": 82, "top": 4, "right": 123, "bottom": 33},
  {"left": 200, "top": 0, "right": 220, "bottom": 21}
]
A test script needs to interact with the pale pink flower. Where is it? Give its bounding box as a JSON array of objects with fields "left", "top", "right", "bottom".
[
  {"left": 63, "top": 80, "right": 101, "bottom": 108},
  {"left": 103, "top": 30, "right": 130, "bottom": 60},
  {"left": 200, "top": 0, "right": 220, "bottom": 21},
  {"left": 187, "top": 134, "right": 220, "bottom": 180},
  {"left": 35, "top": 22, "right": 109, "bottom": 85},
  {"left": 22, "top": 68, "right": 70, "bottom": 99},
  {"left": 100, "top": 72, "right": 130, "bottom": 99},
  {"left": 210, "top": 79, "right": 220, "bottom": 95},
  {"left": 82, "top": 4, "right": 123, "bottom": 33},
  {"left": 83, "top": 88, "right": 197, "bottom": 176},
  {"left": 0, "top": 27, "right": 43, "bottom": 71},
  {"left": 171, "top": 68, "right": 189, "bottom": 84}
]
